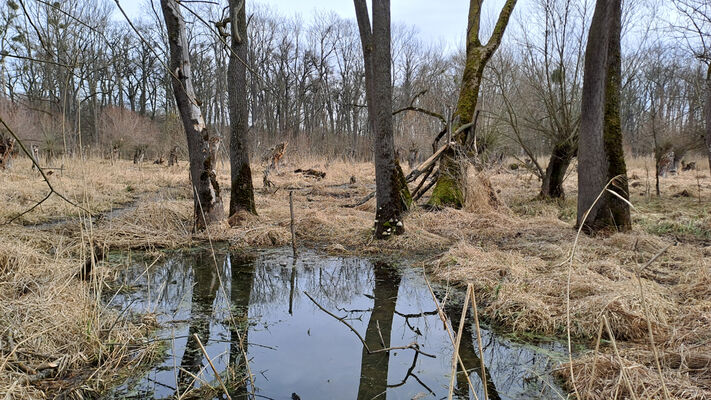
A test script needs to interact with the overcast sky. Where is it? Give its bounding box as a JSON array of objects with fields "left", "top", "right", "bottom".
[{"left": 117, "top": 0, "right": 514, "bottom": 50}]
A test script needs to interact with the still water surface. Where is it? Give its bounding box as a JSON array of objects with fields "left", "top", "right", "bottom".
[{"left": 110, "top": 248, "right": 566, "bottom": 399}]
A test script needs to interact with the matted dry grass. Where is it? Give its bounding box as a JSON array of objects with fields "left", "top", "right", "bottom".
[{"left": 1, "top": 153, "right": 710, "bottom": 398}]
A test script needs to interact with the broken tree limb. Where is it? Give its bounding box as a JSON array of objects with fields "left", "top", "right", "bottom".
[
  {"left": 406, "top": 141, "right": 452, "bottom": 182},
  {"left": 411, "top": 164, "right": 436, "bottom": 199},
  {"left": 392, "top": 106, "right": 447, "bottom": 126},
  {"left": 413, "top": 172, "right": 438, "bottom": 202},
  {"left": 343, "top": 140, "right": 451, "bottom": 208}
]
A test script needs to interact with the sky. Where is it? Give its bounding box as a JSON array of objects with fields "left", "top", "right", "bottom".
[{"left": 116, "top": 0, "right": 513, "bottom": 50}]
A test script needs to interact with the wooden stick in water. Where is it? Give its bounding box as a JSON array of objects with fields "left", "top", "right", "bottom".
[
  {"left": 289, "top": 190, "right": 297, "bottom": 257},
  {"left": 193, "top": 333, "right": 232, "bottom": 400}
]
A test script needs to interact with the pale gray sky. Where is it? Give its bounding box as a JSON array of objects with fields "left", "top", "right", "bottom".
[{"left": 117, "top": 0, "right": 514, "bottom": 50}]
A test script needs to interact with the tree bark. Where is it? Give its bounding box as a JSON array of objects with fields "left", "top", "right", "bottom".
[
  {"left": 228, "top": 0, "right": 257, "bottom": 221},
  {"left": 161, "top": 0, "right": 224, "bottom": 231},
  {"left": 705, "top": 64, "right": 711, "bottom": 174},
  {"left": 354, "top": 0, "right": 409, "bottom": 239},
  {"left": 576, "top": 0, "right": 631, "bottom": 232},
  {"left": 428, "top": 0, "right": 517, "bottom": 208},
  {"left": 540, "top": 141, "right": 576, "bottom": 199}
]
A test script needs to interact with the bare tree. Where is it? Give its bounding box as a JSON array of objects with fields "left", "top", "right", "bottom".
[
  {"left": 161, "top": 0, "right": 224, "bottom": 231},
  {"left": 577, "top": 0, "right": 631, "bottom": 232},
  {"left": 354, "top": 0, "right": 409, "bottom": 239},
  {"left": 672, "top": 0, "right": 711, "bottom": 172},
  {"left": 428, "top": 0, "right": 517, "bottom": 208},
  {"left": 227, "top": 0, "right": 257, "bottom": 222}
]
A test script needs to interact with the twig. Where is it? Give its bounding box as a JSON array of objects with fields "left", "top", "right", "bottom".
[
  {"left": 422, "top": 273, "right": 479, "bottom": 400},
  {"left": 343, "top": 191, "right": 375, "bottom": 208},
  {"left": 602, "top": 315, "right": 639, "bottom": 400},
  {"left": 193, "top": 333, "right": 231, "bottom": 400},
  {"left": 289, "top": 191, "right": 297, "bottom": 258},
  {"left": 448, "top": 285, "right": 471, "bottom": 400},
  {"left": 303, "top": 291, "right": 435, "bottom": 358},
  {"left": 469, "top": 285, "right": 488, "bottom": 400},
  {"left": 634, "top": 242, "right": 671, "bottom": 400},
  {"left": 585, "top": 320, "right": 604, "bottom": 399},
  {"left": 304, "top": 291, "right": 369, "bottom": 351}
]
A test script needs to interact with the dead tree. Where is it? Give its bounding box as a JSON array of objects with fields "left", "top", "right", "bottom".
[
  {"left": 161, "top": 0, "right": 224, "bottom": 230},
  {"left": 132, "top": 147, "right": 145, "bottom": 164},
  {"left": 228, "top": 0, "right": 258, "bottom": 221},
  {"left": 577, "top": 0, "right": 631, "bottom": 232},
  {"left": 0, "top": 136, "right": 16, "bottom": 170},
  {"left": 168, "top": 146, "right": 179, "bottom": 166}
]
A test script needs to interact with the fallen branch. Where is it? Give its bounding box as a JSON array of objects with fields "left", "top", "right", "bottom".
[
  {"left": 412, "top": 172, "right": 438, "bottom": 202},
  {"left": 343, "top": 191, "right": 375, "bottom": 208},
  {"left": 294, "top": 168, "right": 326, "bottom": 179}
]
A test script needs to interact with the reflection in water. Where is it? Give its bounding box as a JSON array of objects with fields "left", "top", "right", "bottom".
[
  {"left": 177, "top": 252, "right": 221, "bottom": 392},
  {"left": 110, "top": 248, "right": 565, "bottom": 399},
  {"left": 357, "top": 263, "right": 401, "bottom": 400}
]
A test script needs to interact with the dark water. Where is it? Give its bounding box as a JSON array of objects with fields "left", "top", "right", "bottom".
[{"left": 109, "top": 248, "right": 566, "bottom": 400}]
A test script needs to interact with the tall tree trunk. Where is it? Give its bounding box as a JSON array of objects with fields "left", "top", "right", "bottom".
[
  {"left": 428, "top": 0, "right": 517, "bottom": 208},
  {"left": 540, "top": 141, "right": 576, "bottom": 199},
  {"left": 576, "top": 0, "right": 631, "bottom": 232},
  {"left": 161, "top": 0, "right": 224, "bottom": 231},
  {"left": 705, "top": 64, "right": 711, "bottom": 174},
  {"left": 354, "top": 0, "right": 410, "bottom": 239},
  {"left": 228, "top": 0, "right": 257, "bottom": 223}
]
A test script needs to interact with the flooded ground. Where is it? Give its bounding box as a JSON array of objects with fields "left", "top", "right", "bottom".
[{"left": 109, "top": 247, "right": 567, "bottom": 400}]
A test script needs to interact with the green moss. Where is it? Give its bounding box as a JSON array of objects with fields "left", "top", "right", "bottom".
[{"left": 428, "top": 174, "right": 464, "bottom": 208}]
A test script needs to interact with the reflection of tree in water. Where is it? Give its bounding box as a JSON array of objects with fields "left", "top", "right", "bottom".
[
  {"left": 247, "top": 254, "right": 372, "bottom": 315},
  {"left": 228, "top": 252, "right": 255, "bottom": 397},
  {"left": 176, "top": 252, "right": 222, "bottom": 392},
  {"left": 357, "top": 262, "right": 401, "bottom": 400}
]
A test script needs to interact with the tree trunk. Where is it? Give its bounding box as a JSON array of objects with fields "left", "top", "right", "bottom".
[
  {"left": 540, "top": 141, "right": 575, "bottom": 199},
  {"left": 576, "top": 0, "right": 631, "bottom": 233},
  {"left": 705, "top": 64, "right": 711, "bottom": 174},
  {"left": 161, "top": 0, "right": 224, "bottom": 231},
  {"left": 428, "top": 0, "right": 517, "bottom": 208},
  {"left": 354, "top": 0, "right": 409, "bottom": 239},
  {"left": 228, "top": 0, "right": 257, "bottom": 222}
]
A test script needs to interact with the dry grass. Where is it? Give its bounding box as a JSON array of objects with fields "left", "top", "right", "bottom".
[
  {"left": 0, "top": 224, "right": 161, "bottom": 399},
  {"left": 1, "top": 153, "right": 710, "bottom": 398}
]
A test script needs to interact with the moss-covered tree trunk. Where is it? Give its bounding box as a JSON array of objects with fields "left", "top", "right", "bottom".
[
  {"left": 428, "top": 0, "right": 517, "bottom": 208},
  {"left": 354, "top": 0, "right": 409, "bottom": 238},
  {"left": 576, "top": 0, "right": 631, "bottom": 232},
  {"left": 540, "top": 141, "right": 576, "bottom": 199},
  {"left": 228, "top": 0, "right": 257, "bottom": 223}
]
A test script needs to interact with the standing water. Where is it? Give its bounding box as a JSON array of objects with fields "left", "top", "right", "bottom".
[{"left": 109, "top": 248, "right": 566, "bottom": 399}]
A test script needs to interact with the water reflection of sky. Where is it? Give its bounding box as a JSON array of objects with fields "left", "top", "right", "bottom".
[{"left": 110, "top": 248, "right": 566, "bottom": 400}]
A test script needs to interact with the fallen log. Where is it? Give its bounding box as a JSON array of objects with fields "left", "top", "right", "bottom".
[{"left": 294, "top": 168, "right": 326, "bottom": 179}]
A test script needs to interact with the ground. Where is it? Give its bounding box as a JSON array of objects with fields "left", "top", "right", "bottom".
[{"left": 0, "top": 155, "right": 709, "bottom": 399}]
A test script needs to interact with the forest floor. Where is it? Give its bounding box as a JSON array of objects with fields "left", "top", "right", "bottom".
[{"left": 0, "top": 155, "right": 709, "bottom": 399}]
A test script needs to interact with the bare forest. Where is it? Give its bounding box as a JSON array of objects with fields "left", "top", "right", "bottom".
[{"left": 1, "top": 0, "right": 710, "bottom": 399}]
